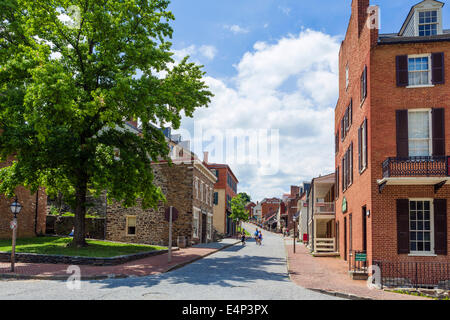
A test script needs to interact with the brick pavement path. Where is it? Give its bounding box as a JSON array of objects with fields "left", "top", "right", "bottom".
[
  {"left": 286, "top": 241, "right": 429, "bottom": 300},
  {"left": 0, "top": 239, "right": 238, "bottom": 280}
]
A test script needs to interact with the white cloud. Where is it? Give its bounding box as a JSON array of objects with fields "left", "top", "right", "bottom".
[
  {"left": 278, "top": 6, "right": 291, "bottom": 16},
  {"left": 224, "top": 24, "right": 250, "bottom": 34},
  {"left": 175, "top": 29, "right": 341, "bottom": 201},
  {"left": 199, "top": 45, "right": 218, "bottom": 60}
]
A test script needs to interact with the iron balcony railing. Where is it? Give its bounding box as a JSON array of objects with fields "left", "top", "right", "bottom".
[{"left": 382, "top": 156, "right": 449, "bottom": 178}]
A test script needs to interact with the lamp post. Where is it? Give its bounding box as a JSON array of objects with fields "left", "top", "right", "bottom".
[
  {"left": 10, "top": 198, "right": 22, "bottom": 272},
  {"left": 293, "top": 216, "right": 297, "bottom": 253}
]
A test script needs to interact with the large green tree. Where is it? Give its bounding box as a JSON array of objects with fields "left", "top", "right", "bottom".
[
  {"left": 0, "top": 0, "right": 212, "bottom": 247},
  {"left": 230, "top": 194, "right": 249, "bottom": 224}
]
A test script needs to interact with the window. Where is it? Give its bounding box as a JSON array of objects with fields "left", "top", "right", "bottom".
[
  {"left": 214, "top": 192, "right": 218, "bottom": 205},
  {"left": 358, "top": 119, "right": 368, "bottom": 173},
  {"left": 193, "top": 210, "right": 199, "bottom": 238},
  {"left": 360, "top": 66, "right": 367, "bottom": 103},
  {"left": 408, "top": 55, "right": 431, "bottom": 86},
  {"left": 126, "top": 216, "right": 136, "bottom": 236},
  {"left": 207, "top": 215, "right": 212, "bottom": 240},
  {"left": 409, "top": 200, "right": 433, "bottom": 254},
  {"left": 200, "top": 182, "right": 204, "bottom": 201},
  {"left": 342, "top": 144, "right": 353, "bottom": 192},
  {"left": 195, "top": 179, "right": 199, "bottom": 199},
  {"left": 340, "top": 101, "right": 352, "bottom": 141},
  {"left": 418, "top": 10, "right": 438, "bottom": 36},
  {"left": 408, "top": 110, "right": 432, "bottom": 157}
]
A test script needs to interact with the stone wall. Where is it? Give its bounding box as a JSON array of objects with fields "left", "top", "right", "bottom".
[{"left": 106, "top": 162, "right": 195, "bottom": 246}]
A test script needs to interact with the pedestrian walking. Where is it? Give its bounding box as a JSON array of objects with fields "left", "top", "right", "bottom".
[
  {"left": 258, "top": 231, "right": 263, "bottom": 246},
  {"left": 254, "top": 229, "right": 259, "bottom": 244},
  {"left": 241, "top": 233, "right": 246, "bottom": 246}
]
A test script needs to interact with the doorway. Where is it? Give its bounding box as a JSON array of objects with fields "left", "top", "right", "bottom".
[
  {"left": 344, "top": 217, "right": 347, "bottom": 261},
  {"left": 362, "top": 206, "right": 367, "bottom": 252}
]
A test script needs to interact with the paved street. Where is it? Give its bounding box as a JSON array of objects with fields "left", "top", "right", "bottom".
[{"left": 0, "top": 223, "right": 342, "bottom": 300}]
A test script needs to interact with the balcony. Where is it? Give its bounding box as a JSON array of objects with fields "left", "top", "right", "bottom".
[
  {"left": 314, "top": 202, "right": 335, "bottom": 216},
  {"left": 379, "top": 156, "right": 450, "bottom": 193},
  {"left": 382, "top": 156, "right": 448, "bottom": 178}
]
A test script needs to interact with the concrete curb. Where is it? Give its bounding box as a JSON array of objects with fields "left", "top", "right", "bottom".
[
  {"left": 0, "top": 241, "right": 240, "bottom": 282},
  {"left": 164, "top": 240, "right": 241, "bottom": 273},
  {"left": 282, "top": 239, "right": 374, "bottom": 301}
]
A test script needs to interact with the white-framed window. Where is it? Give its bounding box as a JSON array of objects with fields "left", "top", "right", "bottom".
[
  {"left": 408, "top": 109, "right": 432, "bottom": 157},
  {"left": 409, "top": 199, "right": 434, "bottom": 254},
  {"left": 200, "top": 182, "right": 204, "bottom": 202},
  {"left": 193, "top": 210, "right": 199, "bottom": 238},
  {"left": 408, "top": 54, "right": 432, "bottom": 86},
  {"left": 126, "top": 216, "right": 137, "bottom": 236},
  {"left": 195, "top": 178, "right": 199, "bottom": 199},
  {"left": 345, "top": 64, "right": 349, "bottom": 89},
  {"left": 207, "top": 215, "right": 212, "bottom": 240},
  {"left": 418, "top": 10, "right": 438, "bottom": 36}
]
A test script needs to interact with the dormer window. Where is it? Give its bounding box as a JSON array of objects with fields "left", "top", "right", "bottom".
[
  {"left": 418, "top": 10, "right": 438, "bottom": 36},
  {"left": 397, "top": 1, "right": 444, "bottom": 37}
]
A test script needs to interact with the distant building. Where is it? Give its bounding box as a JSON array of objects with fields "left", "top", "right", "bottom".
[{"left": 205, "top": 156, "right": 239, "bottom": 237}]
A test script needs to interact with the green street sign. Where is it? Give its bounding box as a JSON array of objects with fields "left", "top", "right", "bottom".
[{"left": 355, "top": 253, "right": 367, "bottom": 262}]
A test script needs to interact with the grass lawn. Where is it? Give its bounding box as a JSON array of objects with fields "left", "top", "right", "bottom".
[{"left": 0, "top": 237, "right": 166, "bottom": 258}]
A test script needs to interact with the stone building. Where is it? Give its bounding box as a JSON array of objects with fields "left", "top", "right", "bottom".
[{"left": 105, "top": 141, "right": 217, "bottom": 246}]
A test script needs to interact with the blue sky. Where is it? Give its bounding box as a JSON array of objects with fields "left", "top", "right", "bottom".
[{"left": 166, "top": 0, "right": 450, "bottom": 201}]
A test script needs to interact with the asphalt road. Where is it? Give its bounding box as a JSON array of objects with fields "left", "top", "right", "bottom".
[{"left": 0, "top": 223, "right": 343, "bottom": 300}]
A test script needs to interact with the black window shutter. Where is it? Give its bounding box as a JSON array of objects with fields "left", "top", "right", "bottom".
[
  {"left": 363, "top": 66, "right": 367, "bottom": 99},
  {"left": 434, "top": 199, "right": 447, "bottom": 255},
  {"left": 342, "top": 158, "right": 345, "bottom": 191},
  {"left": 432, "top": 52, "right": 445, "bottom": 85},
  {"left": 397, "top": 199, "right": 410, "bottom": 254},
  {"left": 396, "top": 55, "right": 408, "bottom": 87},
  {"left": 396, "top": 110, "right": 409, "bottom": 158},
  {"left": 341, "top": 119, "right": 344, "bottom": 141},
  {"left": 432, "top": 108, "right": 445, "bottom": 157},
  {"left": 358, "top": 127, "right": 362, "bottom": 172},
  {"left": 350, "top": 143, "right": 353, "bottom": 185},
  {"left": 363, "top": 118, "right": 368, "bottom": 169}
]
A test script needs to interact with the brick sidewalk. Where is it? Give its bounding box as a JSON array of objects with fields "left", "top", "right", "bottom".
[
  {"left": 0, "top": 239, "right": 239, "bottom": 280},
  {"left": 285, "top": 242, "right": 429, "bottom": 300}
]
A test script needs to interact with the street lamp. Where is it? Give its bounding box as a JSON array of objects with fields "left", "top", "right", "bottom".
[
  {"left": 293, "top": 216, "right": 297, "bottom": 253},
  {"left": 10, "top": 198, "right": 22, "bottom": 272}
]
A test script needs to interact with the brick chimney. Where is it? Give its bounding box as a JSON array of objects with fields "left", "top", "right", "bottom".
[
  {"left": 203, "top": 151, "right": 209, "bottom": 164},
  {"left": 352, "top": 0, "right": 370, "bottom": 36}
]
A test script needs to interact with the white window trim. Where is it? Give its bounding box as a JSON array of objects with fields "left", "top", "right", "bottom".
[
  {"left": 406, "top": 54, "right": 433, "bottom": 88},
  {"left": 408, "top": 198, "right": 435, "bottom": 255},
  {"left": 126, "top": 215, "right": 137, "bottom": 236},
  {"left": 415, "top": 9, "right": 442, "bottom": 37},
  {"left": 193, "top": 210, "right": 199, "bottom": 238},
  {"left": 408, "top": 109, "right": 433, "bottom": 157}
]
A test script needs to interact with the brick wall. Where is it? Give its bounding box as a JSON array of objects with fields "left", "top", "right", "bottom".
[{"left": 0, "top": 187, "right": 46, "bottom": 239}]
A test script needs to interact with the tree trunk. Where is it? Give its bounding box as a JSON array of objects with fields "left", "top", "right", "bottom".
[{"left": 72, "top": 175, "right": 88, "bottom": 248}]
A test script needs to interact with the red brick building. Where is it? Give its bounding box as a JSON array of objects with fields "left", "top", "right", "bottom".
[
  {"left": 205, "top": 157, "right": 239, "bottom": 236},
  {"left": 336, "top": 0, "right": 449, "bottom": 284}
]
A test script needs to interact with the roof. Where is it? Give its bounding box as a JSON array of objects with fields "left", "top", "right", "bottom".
[{"left": 379, "top": 30, "right": 450, "bottom": 44}]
